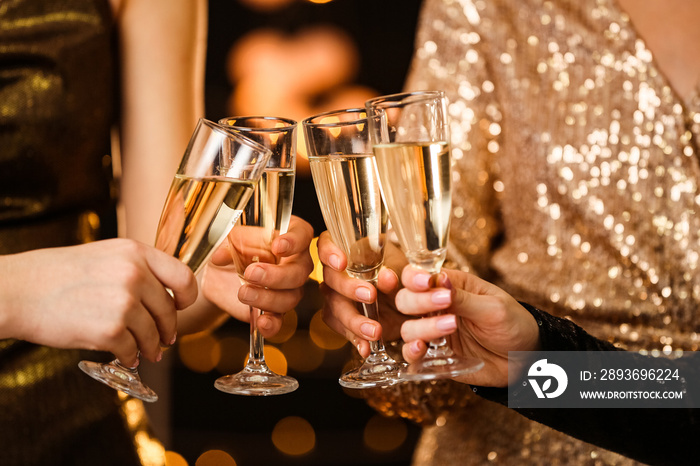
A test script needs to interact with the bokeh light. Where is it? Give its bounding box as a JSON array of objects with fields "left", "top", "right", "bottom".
[
  {"left": 272, "top": 416, "right": 316, "bottom": 455},
  {"left": 195, "top": 449, "right": 237, "bottom": 466},
  {"left": 266, "top": 309, "right": 298, "bottom": 344},
  {"left": 238, "top": 0, "right": 295, "bottom": 12},
  {"left": 282, "top": 330, "right": 325, "bottom": 372},
  {"left": 309, "top": 237, "right": 323, "bottom": 283},
  {"left": 363, "top": 415, "right": 408, "bottom": 452},
  {"left": 164, "top": 451, "right": 188, "bottom": 466},
  {"left": 263, "top": 345, "right": 289, "bottom": 375},
  {"left": 309, "top": 310, "right": 347, "bottom": 350},
  {"left": 178, "top": 332, "right": 221, "bottom": 373}
]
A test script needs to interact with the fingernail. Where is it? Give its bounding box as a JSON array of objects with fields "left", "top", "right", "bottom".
[
  {"left": 247, "top": 266, "right": 265, "bottom": 283},
  {"left": 329, "top": 254, "right": 342, "bottom": 270},
  {"left": 156, "top": 351, "right": 163, "bottom": 362},
  {"left": 170, "top": 332, "right": 177, "bottom": 346},
  {"left": 436, "top": 314, "right": 457, "bottom": 331},
  {"left": 258, "top": 317, "right": 271, "bottom": 331},
  {"left": 130, "top": 359, "right": 139, "bottom": 369},
  {"left": 276, "top": 238, "right": 290, "bottom": 255},
  {"left": 431, "top": 290, "right": 452, "bottom": 305},
  {"left": 413, "top": 273, "right": 432, "bottom": 289},
  {"left": 409, "top": 340, "right": 422, "bottom": 355},
  {"left": 360, "top": 322, "right": 377, "bottom": 339},
  {"left": 355, "top": 287, "right": 371, "bottom": 302},
  {"left": 240, "top": 285, "right": 259, "bottom": 302},
  {"left": 440, "top": 273, "right": 453, "bottom": 290}
]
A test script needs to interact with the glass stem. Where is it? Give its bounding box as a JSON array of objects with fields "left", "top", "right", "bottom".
[
  {"left": 360, "top": 300, "right": 386, "bottom": 355},
  {"left": 425, "top": 272, "right": 454, "bottom": 358},
  {"left": 360, "top": 277, "right": 389, "bottom": 357},
  {"left": 248, "top": 306, "right": 266, "bottom": 366}
]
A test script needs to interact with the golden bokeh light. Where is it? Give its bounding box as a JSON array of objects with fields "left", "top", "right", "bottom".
[
  {"left": 282, "top": 330, "right": 325, "bottom": 372},
  {"left": 309, "top": 237, "right": 323, "bottom": 283},
  {"left": 309, "top": 310, "right": 347, "bottom": 350},
  {"left": 266, "top": 309, "right": 298, "bottom": 344},
  {"left": 263, "top": 345, "right": 289, "bottom": 375},
  {"left": 195, "top": 449, "right": 237, "bottom": 466},
  {"left": 214, "top": 336, "right": 249, "bottom": 375},
  {"left": 272, "top": 416, "right": 316, "bottom": 456},
  {"left": 363, "top": 415, "right": 408, "bottom": 452},
  {"left": 178, "top": 332, "right": 221, "bottom": 373},
  {"left": 164, "top": 451, "right": 188, "bottom": 466}
]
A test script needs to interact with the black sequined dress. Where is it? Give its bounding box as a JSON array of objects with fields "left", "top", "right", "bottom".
[{"left": 0, "top": 1, "right": 145, "bottom": 464}]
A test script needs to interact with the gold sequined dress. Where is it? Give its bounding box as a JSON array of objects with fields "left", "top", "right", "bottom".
[
  {"left": 0, "top": 1, "right": 150, "bottom": 464},
  {"left": 367, "top": 0, "right": 700, "bottom": 464}
]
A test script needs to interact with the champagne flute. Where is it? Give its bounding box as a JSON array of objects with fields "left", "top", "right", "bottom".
[
  {"left": 79, "top": 118, "right": 271, "bottom": 402},
  {"left": 214, "top": 116, "right": 299, "bottom": 396},
  {"left": 365, "top": 91, "right": 484, "bottom": 380},
  {"left": 303, "top": 108, "right": 405, "bottom": 388}
]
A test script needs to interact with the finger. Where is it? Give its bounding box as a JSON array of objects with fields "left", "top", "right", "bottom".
[
  {"left": 243, "top": 259, "right": 313, "bottom": 290},
  {"left": 395, "top": 286, "right": 453, "bottom": 317},
  {"left": 400, "top": 266, "right": 445, "bottom": 291},
  {"left": 320, "top": 288, "right": 372, "bottom": 358},
  {"left": 242, "top": 253, "right": 313, "bottom": 290},
  {"left": 376, "top": 267, "right": 399, "bottom": 294},
  {"left": 238, "top": 284, "right": 304, "bottom": 313},
  {"left": 257, "top": 312, "right": 284, "bottom": 338},
  {"left": 320, "top": 283, "right": 380, "bottom": 343},
  {"left": 400, "top": 314, "right": 458, "bottom": 343},
  {"left": 208, "top": 241, "right": 233, "bottom": 267},
  {"left": 144, "top": 247, "right": 197, "bottom": 344},
  {"left": 125, "top": 304, "right": 164, "bottom": 363},
  {"left": 316, "top": 231, "right": 346, "bottom": 271},
  {"left": 321, "top": 264, "right": 377, "bottom": 304},
  {"left": 402, "top": 339, "right": 427, "bottom": 364},
  {"left": 105, "top": 321, "right": 140, "bottom": 368},
  {"left": 272, "top": 216, "right": 314, "bottom": 257},
  {"left": 144, "top": 247, "right": 198, "bottom": 309},
  {"left": 136, "top": 273, "right": 179, "bottom": 346}
]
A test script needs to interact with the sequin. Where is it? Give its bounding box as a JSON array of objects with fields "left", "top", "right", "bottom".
[{"left": 368, "top": 0, "right": 700, "bottom": 464}]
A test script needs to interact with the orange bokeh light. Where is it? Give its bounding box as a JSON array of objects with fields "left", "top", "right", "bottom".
[{"left": 272, "top": 416, "right": 316, "bottom": 455}]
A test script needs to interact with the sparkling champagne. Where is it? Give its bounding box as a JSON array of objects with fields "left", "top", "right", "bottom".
[
  {"left": 372, "top": 142, "right": 451, "bottom": 272},
  {"left": 155, "top": 174, "right": 255, "bottom": 274},
  {"left": 229, "top": 168, "right": 295, "bottom": 277},
  {"left": 309, "top": 154, "right": 386, "bottom": 278}
]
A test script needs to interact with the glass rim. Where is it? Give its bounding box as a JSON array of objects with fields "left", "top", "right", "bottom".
[
  {"left": 218, "top": 115, "right": 297, "bottom": 133},
  {"left": 301, "top": 108, "right": 372, "bottom": 128},
  {"left": 199, "top": 118, "right": 271, "bottom": 155},
  {"left": 364, "top": 90, "right": 446, "bottom": 109}
]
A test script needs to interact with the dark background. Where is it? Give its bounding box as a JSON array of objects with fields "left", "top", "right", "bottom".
[{"left": 169, "top": 0, "right": 425, "bottom": 464}]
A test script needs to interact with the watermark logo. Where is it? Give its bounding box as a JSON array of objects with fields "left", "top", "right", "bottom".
[{"left": 528, "top": 358, "right": 568, "bottom": 399}]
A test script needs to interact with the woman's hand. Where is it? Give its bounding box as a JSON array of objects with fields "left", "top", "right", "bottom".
[
  {"left": 396, "top": 267, "right": 541, "bottom": 387},
  {"left": 0, "top": 238, "right": 197, "bottom": 367},
  {"left": 317, "top": 231, "right": 407, "bottom": 357},
  {"left": 201, "top": 215, "right": 315, "bottom": 338}
]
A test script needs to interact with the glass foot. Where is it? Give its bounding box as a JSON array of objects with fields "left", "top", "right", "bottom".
[
  {"left": 401, "top": 354, "right": 484, "bottom": 381},
  {"left": 339, "top": 351, "right": 407, "bottom": 389},
  {"left": 214, "top": 364, "right": 298, "bottom": 396},
  {"left": 78, "top": 359, "right": 158, "bottom": 403}
]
